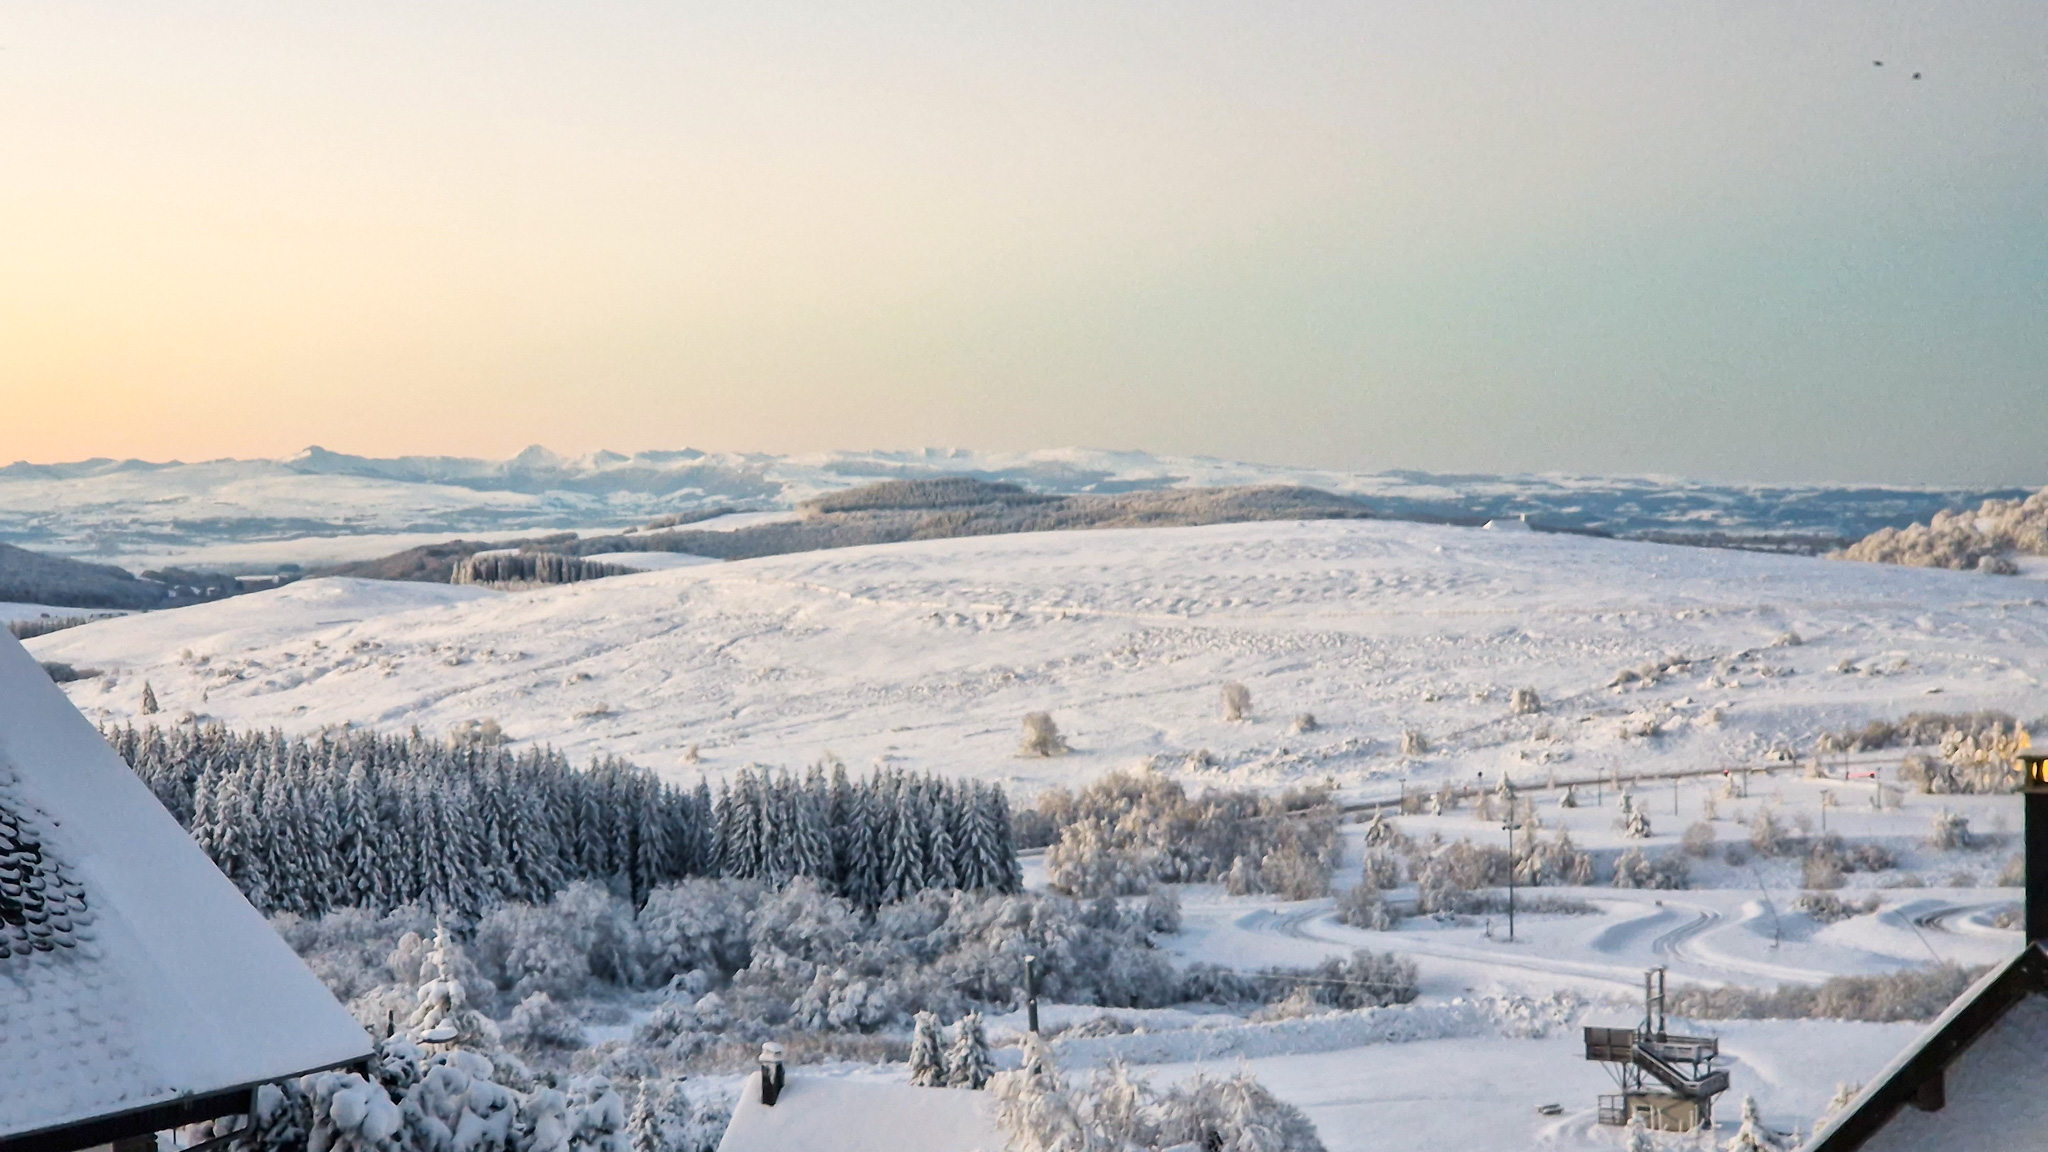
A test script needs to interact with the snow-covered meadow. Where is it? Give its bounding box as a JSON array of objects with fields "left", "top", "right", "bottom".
[{"left": 30, "top": 517, "right": 2048, "bottom": 1151}]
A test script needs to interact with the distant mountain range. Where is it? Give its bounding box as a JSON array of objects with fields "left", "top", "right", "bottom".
[{"left": 0, "top": 445, "right": 2029, "bottom": 570}]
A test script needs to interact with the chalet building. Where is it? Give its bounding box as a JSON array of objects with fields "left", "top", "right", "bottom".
[
  {"left": 0, "top": 635, "right": 371, "bottom": 1152},
  {"left": 1806, "top": 748, "right": 2048, "bottom": 1151}
]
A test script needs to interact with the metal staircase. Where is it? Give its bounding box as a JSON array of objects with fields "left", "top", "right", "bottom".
[{"left": 1583, "top": 968, "right": 1729, "bottom": 1131}]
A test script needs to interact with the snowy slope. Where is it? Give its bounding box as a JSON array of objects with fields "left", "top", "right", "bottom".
[
  {"left": 32, "top": 519, "right": 2048, "bottom": 794},
  {"left": 1, "top": 445, "right": 2024, "bottom": 568}
]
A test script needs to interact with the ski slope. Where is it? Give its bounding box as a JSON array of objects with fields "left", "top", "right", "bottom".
[{"left": 31, "top": 517, "right": 2048, "bottom": 795}]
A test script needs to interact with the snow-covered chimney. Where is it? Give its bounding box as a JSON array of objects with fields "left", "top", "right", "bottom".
[
  {"left": 758, "top": 1042, "right": 786, "bottom": 1106},
  {"left": 2020, "top": 750, "right": 2048, "bottom": 943}
]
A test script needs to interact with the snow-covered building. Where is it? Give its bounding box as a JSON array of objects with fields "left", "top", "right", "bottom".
[
  {"left": 716, "top": 1062, "right": 1003, "bottom": 1152},
  {"left": 1807, "top": 749, "right": 2048, "bottom": 1151},
  {"left": 0, "top": 635, "right": 372, "bottom": 1152}
]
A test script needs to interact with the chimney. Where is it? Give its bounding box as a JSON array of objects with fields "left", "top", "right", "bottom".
[{"left": 758, "top": 1042, "right": 786, "bottom": 1106}]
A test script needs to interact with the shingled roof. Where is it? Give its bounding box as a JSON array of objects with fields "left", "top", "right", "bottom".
[{"left": 0, "top": 634, "right": 372, "bottom": 1152}]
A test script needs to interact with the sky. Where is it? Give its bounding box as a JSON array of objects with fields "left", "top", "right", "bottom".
[{"left": 1, "top": 2, "right": 2043, "bottom": 484}]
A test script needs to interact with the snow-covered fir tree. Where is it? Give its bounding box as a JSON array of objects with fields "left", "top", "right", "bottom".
[
  {"left": 908, "top": 1010, "right": 948, "bottom": 1087},
  {"left": 946, "top": 1012, "right": 994, "bottom": 1089},
  {"left": 104, "top": 723, "right": 1019, "bottom": 916}
]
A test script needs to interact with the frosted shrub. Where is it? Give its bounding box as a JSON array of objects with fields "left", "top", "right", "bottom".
[
  {"left": 1335, "top": 882, "right": 1395, "bottom": 930},
  {"left": 503, "top": 993, "right": 585, "bottom": 1052},
  {"left": 1836, "top": 487, "right": 2048, "bottom": 573},
  {"left": 1036, "top": 769, "right": 1339, "bottom": 898},
  {"left": 1794, "top": 891, "right": 1876, "bottom": 924},
  {"left": 1928, "top": 808, "right": 1972, "bottom": 851},
  {"left": 1616, "top": 792, "right": 1652, "bottom": 839},
  {"left": 1998, "top": 854, "right": 2025, "bottom": 886},
  {"left": 1290, "top": 712, "right": 1318, "bottom": 733},
  {"left": 1360, "top": 845, "right": 1404, "bottom": 889},
  {"left": 1749, "top": 810, "right": 1786, "bottom": 857},
  {"left": 1400, "top": 730, "right": 1428, "bottom": 756},
  {"left": 1510, "top": 687, "right": 1542, "bottom": 715},
  {"left": 1611, "top": 849, "right": 1689, "bottom": 890},
  {"left": 1515, "top": 829, "right": 1594, "bottom": 886},
  {"left": 1221, "top": 682, "right": 1252, "bottom": 722},
  {"left": 1668, "top": 964, "right": 1981, "bottom": 1022},
  {"left": 1019, "top": 712, "right": 1068, "bottom": 758},
  {"left": 989, "top": 1044, "right": 1327, "bottom": 1152},
  {"left": 1681, "top": 822, "right": 1717, "bottom": 858}
]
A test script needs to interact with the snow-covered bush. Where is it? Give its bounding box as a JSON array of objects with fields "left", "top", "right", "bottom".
[
  {"left": 1220, "top": 682, "right": 1252, "bottom": 722},
  {"left": 1836, "top": 487, "right": 2048, "bottom": 573},
  {"left": 1668, "top": 964, "right": 1982, "bottom": 1022},
  {"left": 1615, "top": 791, "right": 1651, "bottom": 839},
  {"left": 1681, "top": 822, "right": 1716, "bottom": 858},
  {"left": 1749, "top": 809, "right": 1786, "bottom": 857},
  {"left": 1794, "top": 891, "right": 1877, "bottom": 924},
  {"left": 1019, "top": 712, "right": 1068, "bottom": 758},
  {"left": 1334, "top": 882, "right": 1394, "bottom": 930},
  {"left": 502, "top": 993, "right": 586, "bottom": 1052},
  {"left": 989, "top": 1045, "right": 1326, "bottom": 1152},
  {"left": 1510, "top": 687, "right": 1542, "bottom": 715},
  {"left": 1037, "top": 769, "right": 1338, "bottom": 898},
  {"left": 1514, "top": 829, "right": 1594, "bottom": 886},
  {"left": 1611, "top": 848, "right": 1688, "bottom": 890},
  {"left": 1928, "top": 808, "right": 1972, "bottom": 850}
]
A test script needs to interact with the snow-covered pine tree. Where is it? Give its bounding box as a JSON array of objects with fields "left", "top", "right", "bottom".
[
  {"left": 140, "top": 681, "right": 159, "bottom": 714},
  {"left": 840, "top": 785, "right": 882, "bottom": 908},
  {"left": 884, "top": 774, "right": 928, "bottom": 902},
  {"left": 926, "top": 779, "right": 961, "bottom": 890},
  {"left": 946, "top": 1012, "right": 994, "bottom": 1089},
  {"left": 908, "top": 1011, "right": 948, "bottom": 1087}
]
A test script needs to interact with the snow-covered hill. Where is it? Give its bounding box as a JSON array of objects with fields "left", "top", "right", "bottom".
[
  {"left": 0, "top": 445, "right": 2024, "bottom": 569},
  {"left": 32, "top": 518, "right": 2048, "bottom": 793}
]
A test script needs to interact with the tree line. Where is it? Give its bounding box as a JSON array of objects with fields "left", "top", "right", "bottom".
[{"left": 105, "top": 724, "right": 1020, "bottom": 919}]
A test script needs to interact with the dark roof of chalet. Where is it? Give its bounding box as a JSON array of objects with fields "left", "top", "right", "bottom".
[{"left": 1807, "top": 941, "right": 2048, "bottom": 1152}]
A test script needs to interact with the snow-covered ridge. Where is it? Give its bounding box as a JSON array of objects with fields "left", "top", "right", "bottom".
[{"left": 0, "top": 446, "right": 2026, "bottom": 568}]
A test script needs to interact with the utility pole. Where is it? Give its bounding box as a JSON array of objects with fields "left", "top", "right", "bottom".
[
  {"left": 1023, "top": 954, "right": 1040, "bottom": 1035},
  {"left": 1504, "top": 799, "right": 1523, "bottom": 943}
]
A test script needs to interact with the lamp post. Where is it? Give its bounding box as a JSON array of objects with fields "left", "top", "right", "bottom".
[{"left": 2019, "top": 750, "right": 2048, "bottom": 943}]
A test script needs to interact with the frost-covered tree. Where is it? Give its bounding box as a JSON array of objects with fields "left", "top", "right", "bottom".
[
  {"left": 908, "top": 1010, "right": 948, "bottom": 1087},
  {"left": 1019, "top": 712, "right": 1067, "bottom": 757},
  {"left": 140, "top": 681, "right": 159, "bottom": 714},
  {"left": 1220, "top": 682, "right": 1252, "bottom": 722},
  {"left": 946, "top": 1012, "right": 994, "bottom": 1089},
  {"left": 1723, "top": 1095, "right": 1782, "bottom": 1152}
]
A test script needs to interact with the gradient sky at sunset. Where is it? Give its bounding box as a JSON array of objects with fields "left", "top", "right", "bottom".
[{"left": 2, "top": 2, "right": 2043, "bottom": 483}]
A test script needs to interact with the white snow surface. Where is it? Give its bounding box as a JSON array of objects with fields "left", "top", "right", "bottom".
[
  {"left": 716, "top": 1070, "right": 1001, "bottom": 1152},
  {"left": 0, "top": 633, "right": 371, "bottom": 1139},
  {"left": 33, "top": 518, "right": 2048, "bottom": 793},
  {"left": 581, "top": 552, "right": 722, "bottom": 571},
  {"left": 1854, "top": 992, "right": 2048, "bottom": 1152}
]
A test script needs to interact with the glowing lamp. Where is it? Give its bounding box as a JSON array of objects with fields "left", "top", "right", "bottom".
[{"left": 2020, "top": 750, "right": 2048, "bottom": 794}]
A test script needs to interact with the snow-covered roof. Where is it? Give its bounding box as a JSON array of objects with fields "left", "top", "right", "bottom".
[
  {"left": 0, "top": 633, "right": 372, "bottom": 1144},
  {"left": 1810, "top": 942, "right": 2048, "bottom": 1152},
  {"left": 716, "top": 1072, "right": 1004, "bottom": 1152}
]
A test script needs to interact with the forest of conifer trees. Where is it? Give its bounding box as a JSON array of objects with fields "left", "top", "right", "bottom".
[{"left": 105, "top": 724, "right": 1020, "bottom": 919}]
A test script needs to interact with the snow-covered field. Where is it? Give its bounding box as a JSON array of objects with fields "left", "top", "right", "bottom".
[
  {"left": 29, "top": 516, "right": 2047, "bottom": 1151},
  {"left": 33, "top": 518, "right": 2048, "bottom": 794}
]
